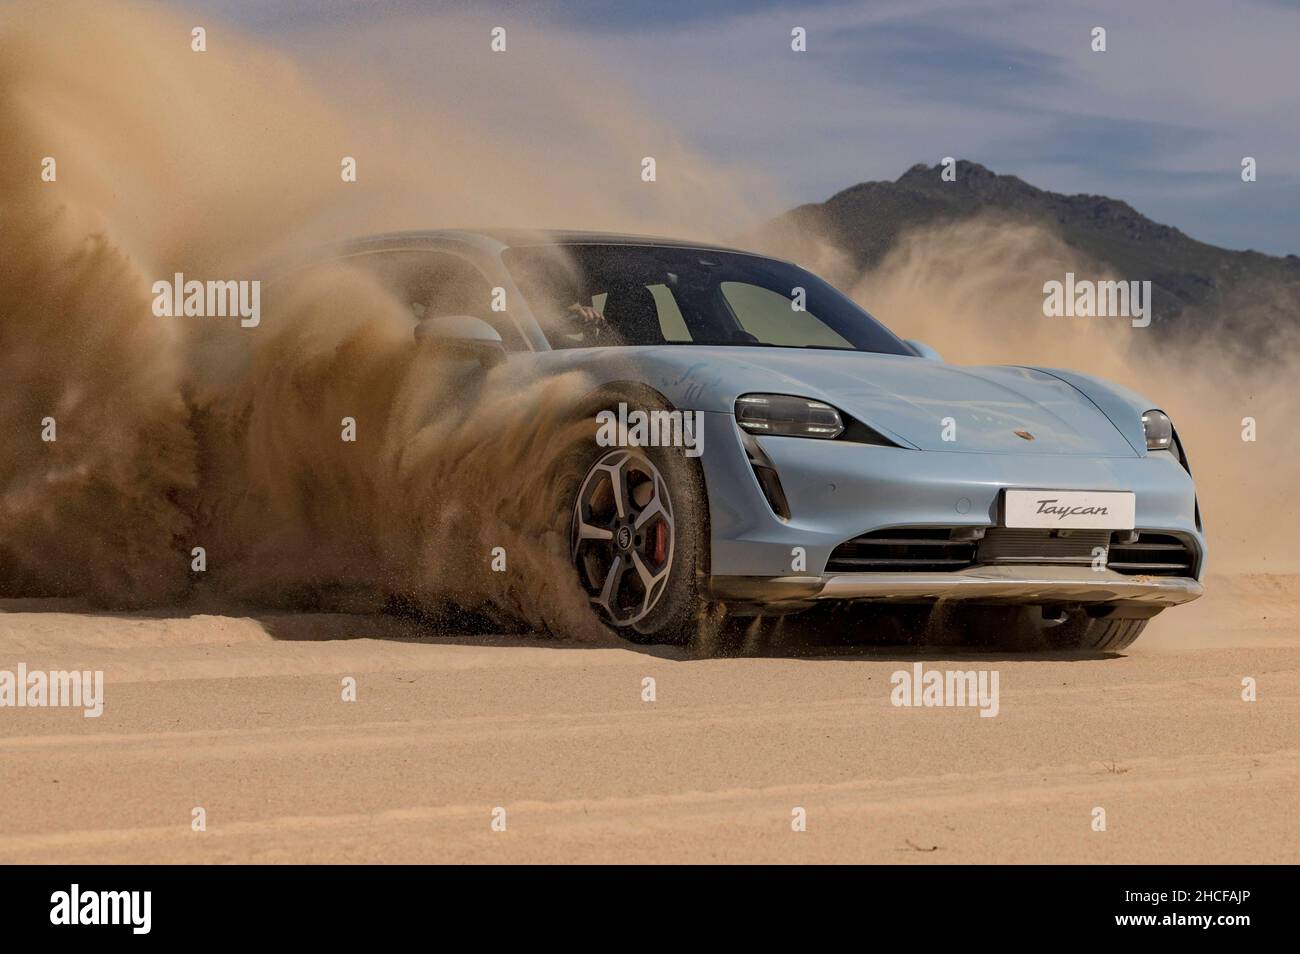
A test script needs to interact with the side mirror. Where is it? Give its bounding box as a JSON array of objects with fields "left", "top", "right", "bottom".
[
  {"left": 414, "top": 315, "right": 505, "bottom": 367},
  {"left": 905, "top": 339, "right": 943, "bottom": 362}
]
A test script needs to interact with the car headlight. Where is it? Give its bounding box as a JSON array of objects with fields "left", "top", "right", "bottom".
[
  {"left": 735, "top": 394, "right": 844, "bottom": 439},
  {"left": 1142, "top": 409, "right": 1174, "bottom": 451}
]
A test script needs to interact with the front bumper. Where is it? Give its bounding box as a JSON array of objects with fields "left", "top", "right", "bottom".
[
  {"left": 710, "top": 565, "right": 1204, "bottom": 608},
  {"left": 696, "top": 410, "right": 1206, "bottom": 579}
]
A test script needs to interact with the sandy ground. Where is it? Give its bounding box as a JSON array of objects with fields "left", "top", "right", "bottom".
[{"left": 0, "top": 573, "right": 1295, "bottom": 864}]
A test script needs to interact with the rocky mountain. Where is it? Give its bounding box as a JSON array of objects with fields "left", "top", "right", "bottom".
[{"left": 753, "top": 160, "right": 1300, "bottom": 346}]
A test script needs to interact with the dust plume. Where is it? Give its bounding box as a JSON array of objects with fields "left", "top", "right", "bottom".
[
  {"left": 835, "top": 214, "right": 1300, "bottom": 573},
  {"left": 0, "top": 0, "right": 762, "bottom": 631},
  {"left": 186, "top": 262, "right": 605, "bottom": 636}
]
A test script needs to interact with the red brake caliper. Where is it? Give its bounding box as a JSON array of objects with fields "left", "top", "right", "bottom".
[{"left": 653, "top": 520, "right": 667, "bottom": 565}]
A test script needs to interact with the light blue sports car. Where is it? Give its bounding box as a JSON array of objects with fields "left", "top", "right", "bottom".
[{"left": 338, "top": 230, "right": 1205, "bottom": 651}]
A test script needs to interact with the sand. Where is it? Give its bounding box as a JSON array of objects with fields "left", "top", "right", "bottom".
[{"left": 0, "top": 572, "right": 1294, "bottom": 864}]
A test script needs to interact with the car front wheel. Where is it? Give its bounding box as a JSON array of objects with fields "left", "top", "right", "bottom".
[
  {"left": 951, "top": 604, "right": 1157, "bottom": 652},
  {"left": 569, "top": 443, "right": 713, "bottom": 644},
  {"left": 1040, "top": 610, "right": 1152, "bottom": 652}
]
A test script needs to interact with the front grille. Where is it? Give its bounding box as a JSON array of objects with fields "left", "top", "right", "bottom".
[
  {"left": 977, "top": 528, "right": 1110, "bottom": 566},
  {"left": 1107, "top": 531, "right": 1197, "bottom": 576},
  {"left": 824, "top": 528, "right": 976, "bottom": 573},
  {"left": 825, "top": 526, "right": 1198, "bottom": 577}
]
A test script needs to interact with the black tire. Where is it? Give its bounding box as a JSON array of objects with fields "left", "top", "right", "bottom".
[
  {"left": 939, "top": 604, "right": 1155, "bottom": 652},
  {"left": 563, "top": 403, "right": 718, "bottom": 646},
  {"left": 1041, "top": 613, "right": 1150, "bottom": 652}
]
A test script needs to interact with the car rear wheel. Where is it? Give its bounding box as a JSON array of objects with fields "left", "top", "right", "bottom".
[{"left": 569, "top": 443, "right": 714, "bottom": 644}]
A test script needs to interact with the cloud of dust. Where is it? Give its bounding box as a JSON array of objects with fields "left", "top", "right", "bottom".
[
  {"left": 6, "top": 0, "right": 1287, "bottom": 646},
  {"left": 187, "top": 261, "right": 606, "bottom": 636},
  {"left": 0, "top": 0, "right": 767, "bottom": 631},
  {"left": 838, "top": 214, "right": 1300, "bottom": 573}
]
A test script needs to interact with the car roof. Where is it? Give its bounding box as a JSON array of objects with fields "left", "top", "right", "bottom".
[{"left": 342, "top": 228, "right": 760, "bottom": 256}]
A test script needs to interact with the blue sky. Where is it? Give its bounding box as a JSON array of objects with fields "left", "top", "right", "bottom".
[{"left": 192, "top": 0, "right": 1300, "bottom": 254}]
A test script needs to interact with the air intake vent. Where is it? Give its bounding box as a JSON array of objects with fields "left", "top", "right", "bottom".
[
  {"left": 1107, "top": 531, "right": 1197, "bottom": 577},
  {"left": 826, "top": 526, "right": 1199, "bottom": 577},
  {"left": 977, "top": 528, "right": 1110, "bottom": 566},
  {"left": 825, "top": 528, "right": 976, "bottom": 573}
]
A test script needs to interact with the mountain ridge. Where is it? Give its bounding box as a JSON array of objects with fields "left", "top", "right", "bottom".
[{"left": 754, "top": 160, "right": 1300, "bottom": 343}]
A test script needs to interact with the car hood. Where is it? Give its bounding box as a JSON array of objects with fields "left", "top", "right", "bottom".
[{"left": 541, "top": 346, "right": 1141, "bottom": 457}]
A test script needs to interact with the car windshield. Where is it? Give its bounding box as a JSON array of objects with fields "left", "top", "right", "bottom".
[{"left": 502, "top": 243, "right": 913, "bottom": 354}]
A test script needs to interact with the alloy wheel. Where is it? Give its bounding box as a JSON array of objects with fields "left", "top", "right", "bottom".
[{"left": 571, "top": 449, "right": 675, "bottom": 626}]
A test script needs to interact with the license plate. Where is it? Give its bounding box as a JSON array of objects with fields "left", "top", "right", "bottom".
[{"left": 1003, "top": 489, "right": 1135, "bottom": 529}]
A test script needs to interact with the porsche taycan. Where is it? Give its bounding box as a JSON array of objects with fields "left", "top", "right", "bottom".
[{"left": 330, "top": 229, "right": 1205, "bottom": 651}]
